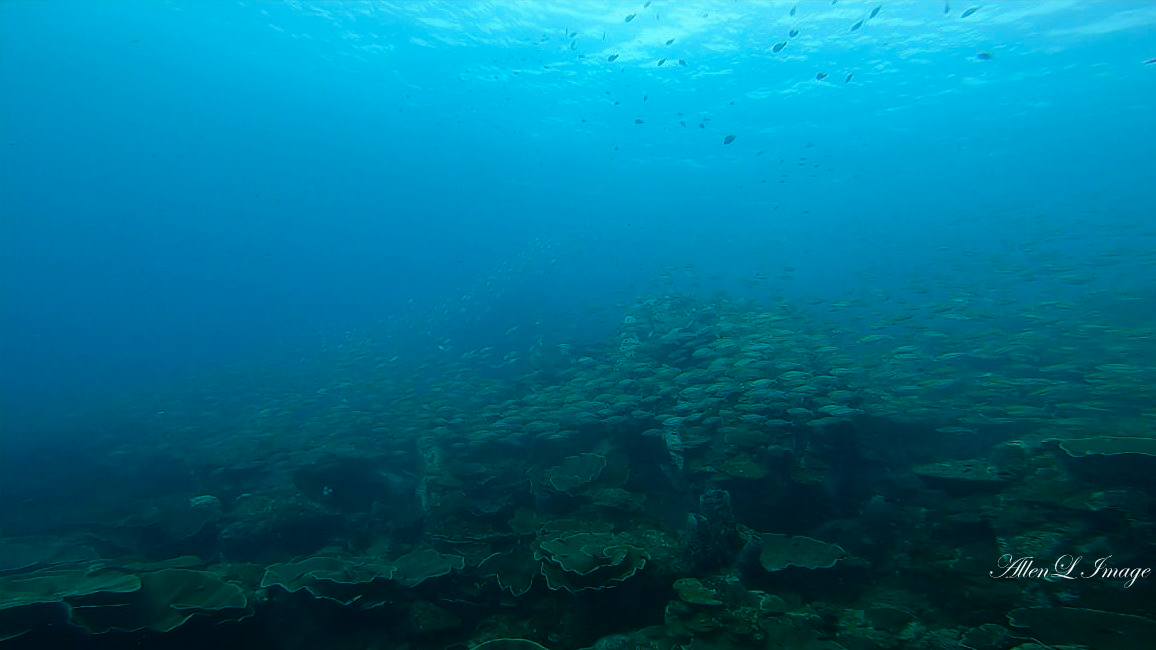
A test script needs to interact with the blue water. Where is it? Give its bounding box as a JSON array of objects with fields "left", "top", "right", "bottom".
[{"left": 1, "top": 0, "right": 1154, "bottom": 440}]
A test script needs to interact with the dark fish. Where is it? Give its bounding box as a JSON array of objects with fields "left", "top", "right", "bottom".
[
  {"left": 816, "top": 72, "right": 828, "bottom": 80},
  {"left": 643, "top": 95, "right": 648, "bottom": 101},
  {"left": 699, "top": 123, "right": 705, "bottom": 128},
  {"left": 570, "top": 31, "right": 578, "bottom": 38},
  {"left": 845, "top": 73, "right": 853, "bottom": 83},
  {"left": 944, "top": 2, "right": 950, "bottom": 13},
  {"left": 644, "top": 0, "right": 651, "bottom": 7},
  {"left": 789, "top": 29, "right": 799, "bottom": 37},
  {"left": 976, "top": 51, "right": 993, "bottom": 60},
  {"left": 608, "top": 54, "right": 619, "bottom": 62},
  {"left": 870, "top": 5, "right": 881, "bottom": 19},
  {"left": 790, "top": 4, "right": 797, "bottom": 16},
  {"left": 1146, "top": 58, "right": 1156, "bottom": 64},
  {"left": 634, "top": 119, "right": 644, "bottom": 124},
  {"left": 666, "top": 38, "right": 675, "bottom": 45},
  {"left": 625, "top": 13, "right": 636, "bottom": 23},
  {"left": 569, "top": 40, "right": 576, "bottom": 50},
  {"left": 678, "top": 59, "right": 687, "bottom": 66},
  {"left": 658, "top": 58, "right": 666, "bottom": 66},
  {"left": 773, "top": 42, "right": 787, "bottom": 53},
  {"left": 680, "top": 120, "right": 686, "bottom": 127},
  {"left": 961, "top": 6, "right": 978, "bottom": 18},
  {"left": 850, "top": 20, "right": 863, "bottom": 31},
  {"left": 723, "top": 135, "right": 736, "bottom": 144}
]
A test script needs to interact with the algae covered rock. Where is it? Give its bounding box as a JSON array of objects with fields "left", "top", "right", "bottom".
[
  {"left": 67, "top": 568, "right": 249, "bottom": 634},
  {"left": 757, "top": 533, "right": 846, "bottom": 572},
  {"left": 534, "top": 531, "right": 649, "bottom": 592},
  {"left": 473, "top": 639, "right": 552, "bottom": 650},
  {"left": 1008, "top": 606, "right": 1156, "bottom": 650},
  {"left": 911, "top": 459, "right": 1007, "bottom": 494}
]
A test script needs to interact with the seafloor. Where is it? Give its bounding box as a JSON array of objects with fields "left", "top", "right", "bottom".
[{"left": 2, "top": 293, "right": 1154, "bottom": 649}]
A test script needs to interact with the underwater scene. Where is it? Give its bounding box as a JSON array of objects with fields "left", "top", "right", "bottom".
[{"left": 1, "top": 1, "right": 1155, "bottom": 649}]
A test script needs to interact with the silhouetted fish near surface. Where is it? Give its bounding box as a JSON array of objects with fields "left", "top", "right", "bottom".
[
  {"left": 944, "top": 2, "right": 950, "bottom": 14},
  {"left": 723, "top": 135, "right": 736, "bottom": 144},
  {"left": 790, "top": 4, "right": 797, "bottom": 17},
  {"left": 961, "top": 7, "right": 979, "bottom": 18},
  {"left": 625, "top": 13, "right": 636, "bottom": 23},
  {"left": 658, "top": 58, "right": 666, "bottom": 66},
  {"left": 850, "top": 20, "right": 863, "bottom": 32},
  {"left": 845, "top": 73, "right": 853, "bottom": 83},
  {"left": 644, "top": 0, "right": 651, "bottom": 7},
  {"left": 816, "top": 72, "right": 828, "bottom": 80},
  {"left": 634, "top": 119, "right": 644, "bottom": 124},
  {"left": 976, "top": 51, "right": 993, "bottom": 60},
  {"left": 608, "top": 54, "right": 619, "bottom": 62},
  {"left": 666, "top": 38, "right": 675, "bottom": 45},
  {"left": 773, "top": 42, "right": 787, "bottom": 53},
  {"left": 1146, "top": 58, "right": 1156, "bottom": 64},
  {"left": 678, "top": 59, "right": 687, "bottom": 66},
  {"left": 870, "top": 5, "right": 881, "bottom": 19},
  {"left": 789, "top": 29, "right": 799, "bottom": 38}
]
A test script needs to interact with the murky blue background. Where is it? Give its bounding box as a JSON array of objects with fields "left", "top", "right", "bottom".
[{"left": 2, "top": 0, "right": 1154, "bottom": 442}]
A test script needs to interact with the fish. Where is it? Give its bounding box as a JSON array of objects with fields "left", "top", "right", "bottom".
[
  {"left": 658, "top": 58, "right": 666, "bottom": 66},
  {"left": 870, "top": 5, "right": 881, "bottom": 19},
  {"left": 644, "top": 0, "right": 651, "bottom": 7},
  {"left": 789, "top": 29, "right": 799, "bottom": 37},
  {"left": 569, "top": 40, "right": 576, "bottom": 50},
  {"left": 845, "top": 73, "right": 853, "bottom": 83},
  {"left": 944, "top": 2, "right": 950, "bottom": 13},
  {"left": 634, "top": 119, "right": 644, "bottom": 124},
  {"left": 1146, "top": 58, "right": 1156, "bottom": 64},
  {"left": 773, "top": 42, "right": 787, "bottom": 53},
  {"left": 680, "top": 120, "right": 686, "bottom": 127},
  {"left": 961, "top": 6, "right": 978, "bottom": 18},
  {"left": 976, "top": 51, "right": 993, "bottom": 60},
  {"left": 666, "top": 38, "right": 675, "bottom": 45},
  {"left": 678, "top": 59, "right": 687, "bottom": 66},
  {"left": 850, "top": 20, "right": 863, "bottom": 31},
  {"left": 790, "top": 4, "right": 797, "bottom": 16},
  {"left": 723, "top": 135, "right": 736, "bottom": 144},
  {"left": 608, "top": 54, "right": 619, "bottom": 62},
  {"left": 643, "top": 95, "right": 648, "bottom": 101},
  {"left": 816, "top": 72, "right": 828, "bottom": 80},
  {"left": 625, "top": 13, "right": 636, "bottom": 23}
]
